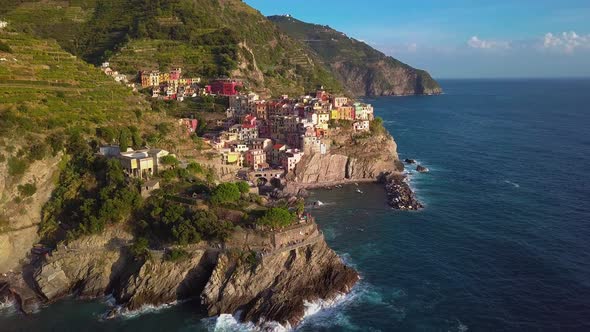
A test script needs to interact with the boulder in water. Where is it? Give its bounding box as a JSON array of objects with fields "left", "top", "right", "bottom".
[
  {"left": 404, "top": 159, "right": 416, "bottom": 164},
  {"left": 416, "top": 165, "right": 429, "bottom": 173}
]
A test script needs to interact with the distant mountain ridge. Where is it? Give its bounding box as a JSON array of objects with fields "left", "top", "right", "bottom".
[{"left": 268, "top": 15, "right": 442, "bottom": 96}]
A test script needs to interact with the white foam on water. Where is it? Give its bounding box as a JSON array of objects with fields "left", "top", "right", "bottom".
[
  {"left": 504, "top": 180, "right": 520, "bottom": 188},
  {"left": 202, "top": 313, "right": 289, "bottom": 332},
  {"left": 0, "top": 298, "right": 17, "bottom": 317},
  {"left": 102, "top": 300, "right": 179, "bottom": 320}
]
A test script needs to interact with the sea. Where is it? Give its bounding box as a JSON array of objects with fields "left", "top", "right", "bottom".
[{"left": 2, "top": 79, "right": 590, "bottom": 331}]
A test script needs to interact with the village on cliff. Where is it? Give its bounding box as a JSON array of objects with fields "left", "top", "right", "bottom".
[{"left": 98, "top": 64, "right": 377, "bottom": 192}]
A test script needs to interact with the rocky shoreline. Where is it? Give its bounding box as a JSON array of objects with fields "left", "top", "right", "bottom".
[
  {"left": 384, "top": 174, "right": 424, "bottom": 210},
  {"left": 2, "top": 224, "right": 358, "bottom": 329}
]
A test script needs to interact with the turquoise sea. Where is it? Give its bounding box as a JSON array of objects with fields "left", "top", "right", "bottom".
[{"left": 2, "top": 79, "right": 590, "bottom": 331}]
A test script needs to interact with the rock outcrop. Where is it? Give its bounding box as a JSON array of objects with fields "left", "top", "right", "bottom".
[
  {"left": 202, "top": 239, "right": 358, "bottom": 327},
  {"left": 288, "top": 133, "right": 403, "bottom": 187},
  {"left": 26, "top": 223, "right": 357, "bottom": 328},
  {"left": 34, "top": 228, "right": 133, "bottom": 301},
  {"left": 385, "top": 175, "right": 423, "bottom": 211},
  {"left": 0, "top": 154, "right": 63, "bottom": 274}
]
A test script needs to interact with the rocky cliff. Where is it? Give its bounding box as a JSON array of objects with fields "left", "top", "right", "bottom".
[
  {"left": 332, "top": 60, "right": 442, "bottom": 96},
  {"left": 0, "top": 153, "right": 62, "bottom": 274},
  {"left": 288, "top": 132, "right": 404, "bottom": 187},
  {"left": 202, "top": 238, "right": 357, "bottom": 327},
  {"left": 29, "top": 224, "right": 357, "bottom": 327},
  {"left": 269, "top": 15, "right": 442, "bottom": 97}
]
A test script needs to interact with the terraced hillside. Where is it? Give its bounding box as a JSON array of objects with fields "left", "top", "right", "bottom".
[
  {"left": 1, "top": 0, "right": 343, "bottom": 96},
  {"left": 269, "top": 15, "right": 442, "bottom": 96},
  {"left": 0, "top": 31, "right": 151, "bottom": 137}
]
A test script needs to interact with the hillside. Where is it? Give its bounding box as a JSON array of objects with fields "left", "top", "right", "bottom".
[
  {"left": 268, "top": 15, "right": 442, "bottom": 96},
  {"left": 1, "top": 0, "right": 343, "bottom": 96},
  {"left": 0, "top": 29, "right": 189, "bottom": 272}
]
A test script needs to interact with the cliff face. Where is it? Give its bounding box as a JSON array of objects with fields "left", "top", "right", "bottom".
[
  {"left": 30, "top": 224, "right": 357, "bottom": 327},
  {"left": 202, "top": 238, "right": 357, "bottom": 327},
  {"left": 288, "top": 133, "right": 404, "bottom": 186},
  {"left": 0, "top": 154, "right": 62, "bottom": 274},
  {"left": 332, "top": 60, "right": 442, "bottom": 96},
  {"left": 268, "top": 15, "right": 442, "bottom": 97}
]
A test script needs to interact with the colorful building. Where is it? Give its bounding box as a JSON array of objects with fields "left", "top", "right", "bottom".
[{"left": 209, "top": 78, "right": 243, "bottom": 96}]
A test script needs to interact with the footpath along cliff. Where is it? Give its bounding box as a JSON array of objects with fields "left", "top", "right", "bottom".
[{"left": 14, "top": 222, "right": 357, "bottom": 328}]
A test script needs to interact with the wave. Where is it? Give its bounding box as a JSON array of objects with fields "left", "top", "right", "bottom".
[
  {"left": 503, "top": 180, "right": 520, "bottom": 188},
  {"left": 0, "top": 297, "right": 16, "bottom": 317},
  {"left": 101, "top": 297, "right": 180, "bottom": 320},
  {"left": 202, "top": 313, "right": 289, "bottom": 332}
]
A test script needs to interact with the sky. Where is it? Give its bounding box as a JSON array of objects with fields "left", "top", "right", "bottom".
[{"left": 245, "top": 0, "right": 590, "bottom": 78}]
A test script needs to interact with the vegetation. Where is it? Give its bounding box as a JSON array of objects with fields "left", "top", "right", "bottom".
[
  {"left": 209, "top": 182, "right": 242, "bottom": 205},
  {"left": 165, "top": 248, "right": 189, "bottom": 262},
  {"left": 17, "top": 182, "right": 37, "bottom": 197},
  {"left": 268, "top": 15, "right": 441, "bottom": 95},
  {"left": 3, "top": 0, "right": 343, "bottom": 95},
  {"left": 0, "top": 32, "right": 150, "bottom": 138},
  {"left": 7, "top": 157, "right": 27, "bottom": 176},
  {"left": 370, "top": 117, "right": 385, "bottom": 135},
  {"left": 130, "top": 237, "right": 151, "bottom": 260},
  {"left": 40, "top": 135, "right": 142, "bottom": 243},
  {"left": 136, "top": 197, "right": 234, "bottom": 245},
  {"left": 256, "top": 207, "right": 295, "bottom": 229}
]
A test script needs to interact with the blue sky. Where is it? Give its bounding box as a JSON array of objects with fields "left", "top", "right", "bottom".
[{"left": 245, "top": 0, "right": 590, "bottom": 78}]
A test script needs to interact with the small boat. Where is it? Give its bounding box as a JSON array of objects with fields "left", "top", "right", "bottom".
[
  {"left": 356, "top": 189, "right": 363, "bottom": 194},
  {"left": 314, "top": 200, "right": 325, "bottom": 207}
]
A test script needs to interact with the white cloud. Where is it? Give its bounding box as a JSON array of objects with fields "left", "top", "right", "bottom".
[
  {"left": 467, "top": 36, "right": 510, "bottom": 50},
  {"left": 543, "top": 31, "right": 590, "bottom": 53}
]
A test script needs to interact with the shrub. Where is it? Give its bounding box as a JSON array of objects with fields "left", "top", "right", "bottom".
[
  {"left": 0, "top": 41, "right": 12, "bottom": 53},
  {"left": 160, "top": 155, "right": 180, "bottom": 167},
  {"left": 370, "top": 117, "right": 385, "bottom": 134},
  {"left": 7, "top": 157, "right": 28, "bottom": 176},
  {"left": 236, "top": 181, "right": 250, "bottom": 194},
  {"left": 18, "top": 182, "right": 37, "bottom": 197},
  {"left": 130, "top": 237, "right": 150, "bottom": 260},
  {"left": 210, "top": 183, "right": 241, "bottom": 205},
  {"left": 28, "top": 143, "right": 48, "bottom": 161},
  {"left": 46, "top": 132, "right": 65, "bottom": 156},
  {"left": 165, "top": 248, "right": 189, "bottom": 262},
  {"left": 186, "top": 162, "right": 203, "bottom": 174}
]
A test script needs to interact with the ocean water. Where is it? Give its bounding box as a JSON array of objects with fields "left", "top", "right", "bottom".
[{"left": 2, "top": 79, "right": 590, "bottom": 331}]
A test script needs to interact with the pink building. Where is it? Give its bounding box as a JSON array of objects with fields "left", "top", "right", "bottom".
[
  {"left": 245, "top": 149, "right": 267, "bottom": 170},
  {"left": 243, "top": 114, "right": 257, "bottom": 127},
  {"left": 209, "top": 78, "right": 243, "bottom": 96}
]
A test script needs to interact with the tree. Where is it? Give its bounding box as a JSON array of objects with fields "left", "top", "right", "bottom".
[
  {"left": 160, "top": 155, "right": 180, "bottom": 168},
  {"left": 256, "top": 207, "right": 294, "bottom": 229},
  {"left": 119, "top": 127, "right": 131, "bottom": 151},
  {"left": 236, "top": 181, "right": 250, "bottom": 194},
  {"left": 210, "top": 183, "right": 241, "bottom": 205}
]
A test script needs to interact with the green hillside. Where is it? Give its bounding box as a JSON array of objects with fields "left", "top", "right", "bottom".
[
  {"left": 268, "top": 15, "right": 442, "bottom": 96},
  {"left": 0, "top": 30, "right": 151, "bottom": 138},
  {"left": 1, "top": 0, "right": 342, "bottom": 96}
]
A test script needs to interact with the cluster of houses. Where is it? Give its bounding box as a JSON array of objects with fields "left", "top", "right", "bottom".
[
  {"left": 100, "top": 62, "right": 136, "bottom": 90},
  {"left": 139, "top": 68, "right": 243, "bottom": 101},
  {"left": 204, "top": 87, "right": 375, "bottom": 174}
]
